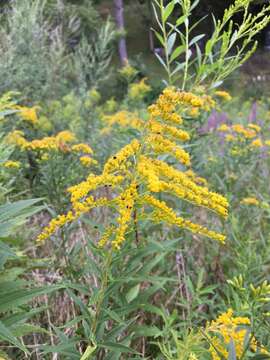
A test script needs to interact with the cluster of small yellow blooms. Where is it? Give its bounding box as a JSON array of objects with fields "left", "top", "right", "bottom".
[
  {"left": 15, "top": 105, "right": 39, "bottom": 125},
  {"left": 101, "top": 111, "right": 144, "bottom": 134},
  {"left": 98, "top": 225, "right": 116, "bottom": 248},
  {"left": 207, "top": 309, "right": 267, "bottom": 359},
  {"left": 128, "top": 78, "right": 151, "bottom": 101},
  {"left": 142, "top": 194, "right": 226, "bottom": 243},
  {"left": 79, "top": 156, "right": 97, "bottom": 167},
  {"left": 216, "top": 122, "right": 268, "bottom": 157},
  {"left": 37, "top": 87, "right": 228, "bottom": 249},
  {"left": 2, "top": 160, "right": 21, "bottom": 169},
  {"left": 71, "top": 143, "right": 93, "bottom": 154},
  {"left": 6, "top": 130, "right": 77, "bottom": 152},
  {"left": 118, "top": 63, "right": 138, "bottom": 81},
  {"left": 6, "top": 129, "right": 96, "bottom": 159},
  {"left": 214, "top": 90, "right": 232, "bottom": 102},
  {"left": 241, "top": 197, "right": 260, "bottom": 206},
  {"left": 6, "top": 130, "right": 29, "bottom": 149},
  {"left": 103, "top": 139, "right": 140, "bottom": 174},
  {"left": 112, "top": 182, "right": 138, "bottom": 250}
]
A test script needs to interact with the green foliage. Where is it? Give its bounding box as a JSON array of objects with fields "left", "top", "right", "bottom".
[
  {"left": 153, "top": 0, "right": 270, "bottom": 89},
  {"left": 0, "top": 0, "right": 115, "bottom": 101}
]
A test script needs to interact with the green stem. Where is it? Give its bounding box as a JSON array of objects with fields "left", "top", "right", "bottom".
[
  {"left": 160, "top": 0, "right": 172, "bottom": 85},
  {"left": 91, "top": 250, "right": 112, "bottom": 335},
  {"left": 182, "top": 13, "right": 189, "bottom": 91}
]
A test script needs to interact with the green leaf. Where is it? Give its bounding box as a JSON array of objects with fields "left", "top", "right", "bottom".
[
  {"left": 163, "top": 1, "right": 175, "bottom": 22},
  {"left": 126, "top": 284, "right": 140, "bottom": 303},
  {"left": 99, "top": 342, "right": 139, "bottom": 355},
  {"left": 132, "top": 325, "right": 162, "bottom": 338},
  {"left": 170, "top": 44, "right": 185, "bottom": 62},
  {"left": 0, "top": 284, "right": 64, "bottom": 312},
  {"left": 11, "top": 324, "right": 48, "bottom": 337},
  {"left": 0, "top": 320, "right": 29, "bottom": 354},
  {"left": 153, "top": 30, "right": 165, "bottom": 46},
  {"left": 189, "top": 34, "right": 205, "bottom": 47},
  {"left": 167, "top": 32, "right": 176, "bottom": 55}
]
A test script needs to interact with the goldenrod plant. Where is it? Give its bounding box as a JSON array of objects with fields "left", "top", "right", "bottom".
[{"left": 153, "top": 0, "right": 270, "bottom": 89}]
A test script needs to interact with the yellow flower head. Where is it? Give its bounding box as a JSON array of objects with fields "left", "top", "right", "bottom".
[
  {"left": 118, "top": 63, "right": 137, "bottom": 81},
  {"left": 5, "top": 130, "right": 29, "bottom": 149},
  {"left": 72, "top": 143, "right": 93, "bottom": 154},
  {"left": 215, "top": 90, "right": 232, "bottom": 101},
  {"left": 17, "top": 105, "right": 39, "bottom": 125},
  {"left": 241, "top": 197, "right": 260, "bottom": 206},
  {"left": 248, "top": 123, "right": 261, "bottom": 132},
  {"left": 218, "top": 124, "right": 230, "bottom": 132},
  {"left": 80, "top": 156, "right": 96, "bottom": 167},
  {"left": 2, "top": 160, "right": 21, "bottom": 169},
  {"left": 128, "top": 78, "right": 151, "bottom": 101},
  {"left": 207, "top": 309, "right": 260, "bottom": 360},
  {"left": 250, "top": 138, "right": 263, "bottom": 148}
]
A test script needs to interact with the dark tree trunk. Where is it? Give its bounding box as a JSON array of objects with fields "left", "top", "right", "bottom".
[{"left": 114, "top": 0, "right": 128, "bottom": 66}]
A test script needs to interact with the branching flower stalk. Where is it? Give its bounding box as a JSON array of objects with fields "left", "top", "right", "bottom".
[{"left": 38, "top": 88, "right": 228, "bottom": 250}]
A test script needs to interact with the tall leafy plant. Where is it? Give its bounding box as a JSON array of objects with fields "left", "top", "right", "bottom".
[{"left": 152, "top": 0, "right": 270, "bottom": 89}]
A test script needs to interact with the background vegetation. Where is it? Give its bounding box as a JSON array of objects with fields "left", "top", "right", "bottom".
[{"left": 1, "top": 0, "right": 270, "bottom": 359}]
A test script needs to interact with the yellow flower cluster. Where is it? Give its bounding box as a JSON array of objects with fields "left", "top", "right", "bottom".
[
  {"left": 208, "top": 309, "right": 267, "bottom": 359},
  {"left": 6, "top": 130, "right": 77, "bottom": 152},
  {"left": 101, "top": 111, "right": 144, "bottom": 134},
  {"left": 103, "top": 139, "right": 141, "bottom": 174},
  {"left": 2, "top": 160, "right": 21, "bottom": 169},
  {"left": 15, "top": 105, "right": 39, "bottom": 125},
  {"left": 112, "top": 182, "right": 138, "bottom": 250},
  {"left": 72, "top": 143, "right": 93, "bottom": 154},
  {"left": 128, "top": 78, "right": 151, "bottom": 101},
  {"left": 80, "top": 156, "right": 97, "bottom": 167},
  {"left": 142, "top": 194, "right": 226, "bottom": 243},
  {"left": 241, "top": 197, "right": 260, "bottom": 206},
  {"left": 217, "top": 122, "right": 267, "bottom": 154},
  {"left": 149, "top": 119, "right": 190, "bottom": 142},
  {"left": 6, "top": 130, "right": 29, "bottom": 149},
  {"left": 146, "top": 134, "right": 191, "bottom": 166},
  {"left": 214, "top": 90, "right": 232, "bottom": 101},
  {"left": 138, "top": 156, "right": 228, "bottom": 218},
  {"left": 118, "top": 63, "right": 137, "bottom": 81},
  {"left": 38, "top": 87, "right": 227, "bottom": 249},
  {"left": 218, "top": 123, "right": 257, "bottom": 140}
]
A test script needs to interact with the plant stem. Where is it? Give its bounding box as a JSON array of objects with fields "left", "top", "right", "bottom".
[{"left": 91, "top": 250, "right": 112, "bottom": 335}]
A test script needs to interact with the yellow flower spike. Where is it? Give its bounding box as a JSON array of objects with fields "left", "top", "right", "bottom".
[
  {"left": 146, "top": 134, "right": 191, "bottom": 166},
  {"left": 218, "top": 124, "right": 230, "bottom": 132},
  {"left": 248, "top": 123, "right": 261, "bottom": 132},
  {"left": 37, "top": 87, "right": 228, "bottom": 249},
  {"left": 98, "top": 225, "right": 116, "bottom": 248},
  {"left": 5, "top": 130, "right": 29, "bottom": 149},
  {"left": 112, "top": 182, "right": 138, "bottom": 250},
  {"left": 103, "top": 139, "right": 141, "bottom": 174},
  {"left": 128, "top": 78, "right": 151, "bottom": 101},
  {"left": 250, "top": 138, "right": 263, "bottom": 148},
  {"left": 72, "top": 143, "right": 93, "bottom": 154},
  {"left": 241, "top": 197, "right": 260, "bottom": 206},
  {"left": 215, "top": 90, "right": 232, "bottom": 101},
  {"left": 2, "top": 160, "right": 21, "bottom": 169},
  {"left": 143, "top": 195, "right": 226, "bottom": 243},
  {"left": 79, "top": 156, "right": 96, "bottom": 167},
  {"left": 207, "top": 309, "right": 258, "bottom": 360},
  {"left": 16, "top": 105, "right": 40, "bottom": 125}
]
